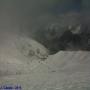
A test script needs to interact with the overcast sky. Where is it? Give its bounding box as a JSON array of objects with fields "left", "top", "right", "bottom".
[{"left": 0, "top": 0, "right": 89, "bottom": 36}]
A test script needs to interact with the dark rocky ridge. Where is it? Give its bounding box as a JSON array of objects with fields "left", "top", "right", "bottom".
[{"left": 33, "top": 23, "right": 90, "bottom": 54}]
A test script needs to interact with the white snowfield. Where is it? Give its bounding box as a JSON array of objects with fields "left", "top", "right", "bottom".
[
  {"left": 0, "top": 50, "right": 90, "bottom": 90},
  {"left": 0, "top": 33, "right": 49, "bottom": 76}
]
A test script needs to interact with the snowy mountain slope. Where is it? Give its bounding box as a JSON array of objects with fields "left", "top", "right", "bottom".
[
  {"left": 0, "top": 51, "right": 90, "bottom": 90},
  {"left": 0, "top": 33, "right": 49, "bottom": 76}
]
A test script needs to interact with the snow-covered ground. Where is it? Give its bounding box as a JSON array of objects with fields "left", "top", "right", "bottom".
[
  {"left": 0, "top": 32, "right": 49, "bottom": 76},
  {"left": 0, "top": 50, "right": 90, "bottom": 90}
]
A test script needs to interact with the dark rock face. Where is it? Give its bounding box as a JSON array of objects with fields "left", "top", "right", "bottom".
[
  {"left": 47, "top": 30, "right": 90, "bottom": 54},
  {"left": 80, "top": 33, "right": 90, "bottom": 50},
  {"left": 33, "top": 25, "right": 90, "bottom": 54},
  {"left": 57, "top": 30, "right": 90, "bottom": 51}
]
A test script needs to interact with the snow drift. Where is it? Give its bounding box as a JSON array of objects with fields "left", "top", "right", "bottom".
[{"left": 0, "top": 34, "right": 49, "bottom": 76}]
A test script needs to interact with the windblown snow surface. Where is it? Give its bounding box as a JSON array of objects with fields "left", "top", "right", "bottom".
[
  {"left": 0, "top": 32, "right": 49, "bottom": 76},
  {"left": 0, "top": 37, "right": 90, "bottom": 90}
]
